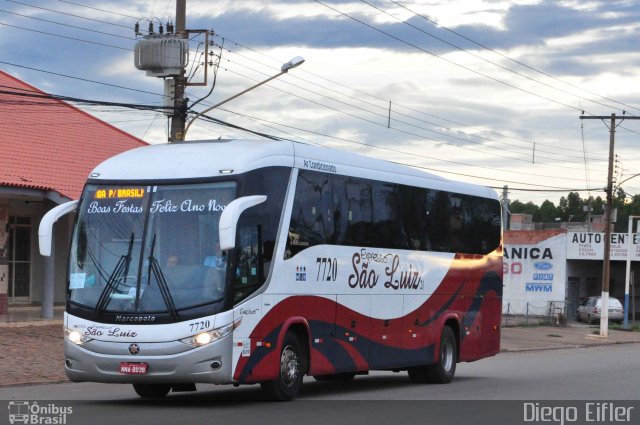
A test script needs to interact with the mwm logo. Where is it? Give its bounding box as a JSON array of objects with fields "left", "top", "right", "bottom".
[
  {"left": 534, "top": 261, "right": 553, "bottom": 270},
  {"left": 526, "top": 283, "right": 552, "bottom": 292}
]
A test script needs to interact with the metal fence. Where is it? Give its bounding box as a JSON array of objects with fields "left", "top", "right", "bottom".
[{"left": 502, "top": 301, "right": 567, "bottom": 327}]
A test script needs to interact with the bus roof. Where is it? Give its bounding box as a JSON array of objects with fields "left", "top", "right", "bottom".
[{"left": 89, "top": 139, "right": 497, "bottom": 200}]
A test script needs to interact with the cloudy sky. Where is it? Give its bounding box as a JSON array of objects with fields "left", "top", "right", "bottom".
[{"left": 1, "top": 0, "right": 639, "bottom": 204}]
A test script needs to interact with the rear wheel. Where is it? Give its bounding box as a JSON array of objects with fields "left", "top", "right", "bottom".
[
  {"left": 409, "top": 326, "right": 457, "bottom": 384},
  {"left": 261, "top": 332, "right": 306, "bottom": 401},
  {"left": 132, "top": 383, "right": 171, "bottom": 398}
]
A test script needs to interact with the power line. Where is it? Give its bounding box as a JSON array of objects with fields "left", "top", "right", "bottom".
[
  {"left": 0, "top": 21, "right": 131, "bottom": 50},
  {"left": 53, "top": 0, "right": 139, "bottom": 20},
  {"left": 0, "top": 60, "right": 164, "bottom": 96},
  {"left": 217, "top": 106, "right": 600, "bottom": 185},
  {"left": 312, "top": 0, "right": 586, "bottom": 113},
  {"left": 359, "top": 0, "right": 629, "bottom": 115},
  {"left": 0, "top": 86, "right": 171, "bottom": 112},
  {"left": 388, "top": 0, "right": 640, "bottom": 115},
  {"left": 217, "top": 63, "right": 601, "bottom": 168},
  {"left": 213, "top": 32, "right": 608, "bottom": 159},
  {"left": 0, "top": 8, "right": 135, "bottom": 40},
  {"left": 2, "top": 0, "right": 132, "bottom": 29}
]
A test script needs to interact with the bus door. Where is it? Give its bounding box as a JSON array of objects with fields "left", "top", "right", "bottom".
[
  {"left": 334, "top": 294, "right": 371, "bottom": 373},
  {"left": 368, "top": 295, "right": 404, "bottom": 369}
]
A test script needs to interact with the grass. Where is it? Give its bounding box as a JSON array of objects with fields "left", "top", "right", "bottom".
[
  {"left": 511, "top": 320, "right": 550, "bottom": 328},
  {"left": 590, "top": 322, "right": 640, "bottom": 334},
  {"left": 546, "top": 334, "right": 562, "bottom": 338},
  {"left": 609, "top": 322, "right": 640, "bottom": 332}
]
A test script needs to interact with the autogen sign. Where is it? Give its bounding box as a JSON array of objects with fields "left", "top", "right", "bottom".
[{"left": 566, "top": 232, "right": 640, "bottom": 260}]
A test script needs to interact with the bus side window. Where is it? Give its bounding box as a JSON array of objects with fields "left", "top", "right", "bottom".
[
  {"left": 426, "top": 190, "right": 451, "bottom": 252},
  {"left": 232, "top": 223, "right": 261, "bottom": 303},
  {"left": 287, "top": 171, "right": 334, "bottom": 256}
]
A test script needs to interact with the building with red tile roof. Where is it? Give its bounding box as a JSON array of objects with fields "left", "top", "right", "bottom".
[{"left": 0, "top": 70, "right": 147, "bottom": 316}]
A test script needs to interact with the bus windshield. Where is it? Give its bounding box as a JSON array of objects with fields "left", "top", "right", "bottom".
[{"left": 69, "top": 182, "right": 236, "bottom": 315}]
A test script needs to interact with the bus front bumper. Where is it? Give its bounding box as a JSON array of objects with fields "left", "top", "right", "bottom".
[{"left": 63, "top": 335, "right": 234, "bottom": 384}]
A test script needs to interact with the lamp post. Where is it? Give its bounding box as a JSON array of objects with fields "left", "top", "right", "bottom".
[{"left": 183, "top": 56, "right": 305, "bottom": 139}]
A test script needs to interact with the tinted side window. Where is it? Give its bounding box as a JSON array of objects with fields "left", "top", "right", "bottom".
[
  {"left": 286, "top": 170, "right": 334, "bottom": 257},
  {"left": 231, "top": 167, "right": 290, "bottom": 302},
  {"left": 370, "top": 182, "right": 406, "bottom": 249},
  {"left": 286, "top": 170, "right": 500, "bottom": 256}
]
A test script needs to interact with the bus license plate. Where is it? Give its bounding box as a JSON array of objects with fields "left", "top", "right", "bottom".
[{"left": 120, "top": 362, "right": 148, "bottom": 375}]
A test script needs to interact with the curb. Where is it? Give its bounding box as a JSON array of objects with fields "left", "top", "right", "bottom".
[{"left": 500, "top": 339, "right": 640, "bottom": 353}]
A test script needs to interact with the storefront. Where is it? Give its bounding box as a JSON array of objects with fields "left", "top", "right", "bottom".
[{"left": 504, "top": 230, "right": 640, "bottom": 321}]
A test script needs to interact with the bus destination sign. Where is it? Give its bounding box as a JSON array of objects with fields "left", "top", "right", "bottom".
[{"left": 95, "top": 188, "right": 145, "bottom": 200}]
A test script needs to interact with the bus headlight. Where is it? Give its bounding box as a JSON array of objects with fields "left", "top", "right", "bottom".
[
  {"left": 64, "top": 328, "right": 93, "bottom": 345},
  {"left": 180, "top": 318, "right": 241, "bottom": 347}
]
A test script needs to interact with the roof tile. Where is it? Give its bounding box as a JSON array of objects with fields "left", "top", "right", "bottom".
[{"left": 0, "top": 70, "right": 147, "bottom": 200}]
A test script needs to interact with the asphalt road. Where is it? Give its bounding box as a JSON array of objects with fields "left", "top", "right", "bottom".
[{"left": 1, "top": 345, "right": 639, "bottom": 425}]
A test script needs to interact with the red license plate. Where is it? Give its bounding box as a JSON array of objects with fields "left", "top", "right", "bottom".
[{"left": 120, "top": 362, "right": 148, "bottom": 375}]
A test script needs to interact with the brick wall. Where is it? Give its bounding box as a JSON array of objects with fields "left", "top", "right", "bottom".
[{"left": 504, "top": 229, "right": 566, "bottom": 245}]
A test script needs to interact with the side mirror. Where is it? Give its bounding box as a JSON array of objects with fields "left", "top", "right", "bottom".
[
  {"left": 39, "top": 200, "right": 79, "bottom": 256},
  {"left": 219, "top": 195, "right": 267, "bottom": 250}
]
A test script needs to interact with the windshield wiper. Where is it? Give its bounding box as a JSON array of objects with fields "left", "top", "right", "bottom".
[
  {"left": 146, "top": 234, "right": 179, "bottom": 320},
  {"left": 94, "top": 233, "right": 135, "bottom": 319}
]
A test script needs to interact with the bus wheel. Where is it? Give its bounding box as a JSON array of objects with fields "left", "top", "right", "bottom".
[
  {"left": 426, "top": 325, "right": 457, "bottom": 384},
  {"left": 132, "top": 383, "right": 171, "bottom": 398},
  {"left": 408, "top": 326, "right": 457, "bottom": 384},
  {"left": 261, "top": 332, "right": 306, "bottom": 401}
]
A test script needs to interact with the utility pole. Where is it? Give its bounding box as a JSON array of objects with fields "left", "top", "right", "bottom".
[
  {"left": 502, "top": 185, "right": 510, "bottom": 231},
  {"left": 580, "top": 112, "right": 640, "bottom": 337},
  {"left": 170, "top": 0, "right": 187, "bottom": 143}
]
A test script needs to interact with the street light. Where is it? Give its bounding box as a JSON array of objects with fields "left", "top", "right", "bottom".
[{"left": 183, "top": 56, "right": 305, "bottom": 138}]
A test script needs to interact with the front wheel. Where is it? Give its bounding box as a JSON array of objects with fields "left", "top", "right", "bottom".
[
  {"left": 132, "top": 383, "right": 171, "bottom": 398},
  {"left": 261, "top": 332, "right": 306, "bottom": 401}
]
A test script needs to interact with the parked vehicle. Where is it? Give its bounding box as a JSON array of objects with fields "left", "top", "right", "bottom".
[{"left": 576, "top": 296, "right": 624, "bottom": 324}]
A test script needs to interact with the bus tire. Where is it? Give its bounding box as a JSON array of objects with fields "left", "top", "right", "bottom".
[
  {"left": 261, "top": 331, "right": 306, "bottom": 401},
  {"left": 132, "top": 383, "right": 171, "bottom": 398},
  {"left": 425, "top": 325, "right": 457, "bottom": 384}
]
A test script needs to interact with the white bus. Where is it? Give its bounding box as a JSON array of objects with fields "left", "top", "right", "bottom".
[{"left": 40, "top": 139, "right": 502, "bottom": 401}]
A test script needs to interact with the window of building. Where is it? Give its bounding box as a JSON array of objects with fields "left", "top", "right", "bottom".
[{"left": 8, "top": 216, "right": 31, "bottom": 300}]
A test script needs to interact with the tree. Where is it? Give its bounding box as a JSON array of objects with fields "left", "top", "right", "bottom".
[
  {"left": 566, "top": 192, "right": 584, "bottom": 221},
  {"left": 509, "top": 200, "right": 539, "bottom": 216},
  {"left": 538, "top": 200, "right": 561, "bottom": 223}
]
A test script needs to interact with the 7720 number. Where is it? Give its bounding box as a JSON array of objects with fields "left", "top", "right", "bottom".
[{"left": 316, "top": 257, "right": 338, "bottom": 282}]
